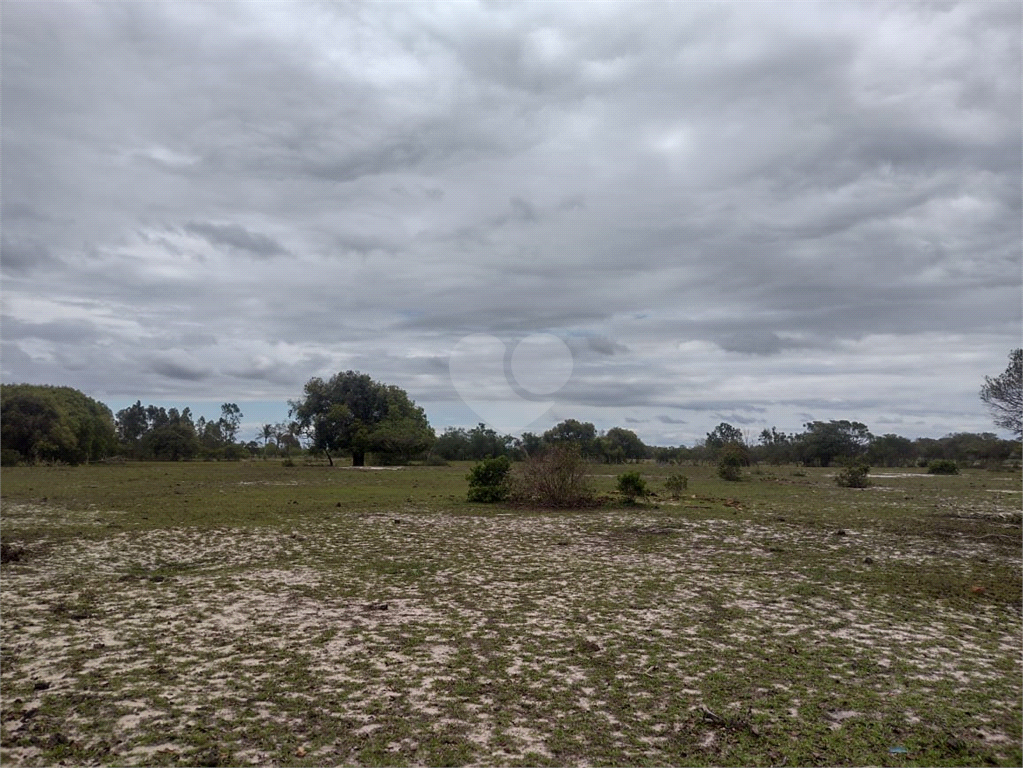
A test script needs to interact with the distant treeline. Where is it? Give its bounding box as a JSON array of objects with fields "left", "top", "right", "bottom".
[
  {"left": 1, "top": 383, "right": 1019, "bottom": 469},
  {"left": 434, "top": 418, "right": 1020, "bottom": 469}
]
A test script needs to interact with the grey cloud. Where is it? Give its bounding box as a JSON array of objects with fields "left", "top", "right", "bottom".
[
  {"left": 657, "top": 415, "right": 687, "bottom": 424},
  {"left": 150, "top": 358, "right": 211, "bottom": 382},
  {"left": 0, "top": 1, "right": 1018, "bottom": 444},
  {"left": 1, "top": 236, "right": 57, "bottom": 274},
  {"left": 586, "top": 336, "right": 629, "bottom": 356},
  {"left": 183, "top": 221, "right": 288, "bottom": 257}
]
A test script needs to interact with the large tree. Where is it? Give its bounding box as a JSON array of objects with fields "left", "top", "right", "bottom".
[
  {"left": 1, "top": 384, "right": 117, "bottom": 464},
  {"left": 289, "top": 371, "right": 434, "bottom": 466},
  {"left": 980, "top": 349, "right": 1022, "bottom": 438},
  {"left": 795, "top": 420, "right": 872, "bottom": 467}
]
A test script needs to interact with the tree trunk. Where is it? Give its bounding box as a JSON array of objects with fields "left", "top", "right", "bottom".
[
  {"left": 325, "top": 450, "right": 333, "bottom": 467},
  {"left": 352, "top": 450, "right": 365, "bottom": 467}
]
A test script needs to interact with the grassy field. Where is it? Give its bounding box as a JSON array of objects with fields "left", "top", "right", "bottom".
[{"left": 1, "top": 459, "right": 1020, "bottom": 767}]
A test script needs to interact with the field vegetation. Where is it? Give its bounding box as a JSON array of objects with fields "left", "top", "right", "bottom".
[{"left": 1, "top": 460, "right": 1020, "bottom": 767}]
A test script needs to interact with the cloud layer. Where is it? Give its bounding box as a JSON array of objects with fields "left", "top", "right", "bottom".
[{"left": 2, "top": 0, "right": 1020, "bottom": 444}]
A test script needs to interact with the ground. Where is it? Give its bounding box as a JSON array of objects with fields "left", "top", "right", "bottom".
[{"left": 1, "top": 461, "right": 1020, "bottom": 766}]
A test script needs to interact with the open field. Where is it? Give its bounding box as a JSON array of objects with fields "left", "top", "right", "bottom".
[{"left": 1, "top": 460, "right": 1020, "bottom": 767}]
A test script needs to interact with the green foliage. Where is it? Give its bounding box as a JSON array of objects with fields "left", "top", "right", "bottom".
[
  {"left": 289, "top": 371, "right": 434, "bottom": 466},
  {"left": 1, "top": 384, "right": 117, "bottom": 465},
  {"left": 1, "top": 448, "right": 23, "bottom": 467},
  {"left": 835, "top": 462, "right": 871, "bottom": 488},
  {"left": 542, "top": 419, "right": 600, "bottom": 458},
  {"left": 717, "top": 445, "right": 745, "bottom": 481},
  {"left": 663, "top": 473, "right": 689, "bottom": 498},
  {"left": 510, "top": 445, "right": 594, "bottom": 508},
  {"left": 616, "top": 471, "right": 648, "bottom": 501},
  {"left": 705, "top": 422, "right": 745, "bottom": 456},
  {"left": 433, "top": 423, "right": 515, "bottom": 461},
  {"left": 795, "top": 420, "right": 872, "bottom": 467},
  {"left": 927, "top": 459, "right": 960, "bottom": 475},
  {"left": 599, "top": 427, "right": 647, "bottom": 464},
  {"left": 466, "top": 456, "right": 512, "bottom": 503},
  {"left": 980, "top": 348, "right": 1022, "bottom": 437}
]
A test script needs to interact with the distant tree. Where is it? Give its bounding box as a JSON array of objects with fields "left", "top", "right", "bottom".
[
  {"left": 116, "top": 400, "right": 150, "bottom": 446},
  {"left": 543, "top": 419, "right": 599, "bottom": 458},
  {"left": 261, "top": 423, "right": 275, "bottom": 449},
  {"left": 1, "top": 384, "right": 117, "bottom": 464},
  {"left": 289, "top": 371, "right": 434, "bottom": 466},
  {"left": 519, "top": 432, "right": 544, "bottom": 458},
  {"left": 795, "top": 420, "right": 872, "bottom": 467},
  {"left": 980, "top": 349, "right": 1022, "bottom": 438},
  {"left": 867, "top": 434, "right": 915, "bottom": 468},
  {"left": 755, "top": 427, "right": 794, "bottom": 465},
  {"left": 219, "top": 403, "right": 243, "bottom": 444},
  {"left": 705, "top": 423, "right": 745, "bottom": 457},
  {"left": 600, "top": 427, "right": 647, "bottom": 464}
]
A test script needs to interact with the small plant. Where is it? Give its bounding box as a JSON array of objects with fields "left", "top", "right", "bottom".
[
  {"left": 927, "top": 459, "right": 960, "bottom": 475},
  {"left": 663, "top": 473, "right": 689, "bottom": 499},
  {"left": 466, "top": 456, "right": 512, "bottom": 502},
  {"left": 717, "top": 446, "right": 745, "bottom": 481},
  {"left": 281, "top": 457, "right": 296, "bottom": 467},
  {"left": 616, "top": 471, "right": 648, "bottom": 502},
  {"left": 835, "top": 462, "right": 871, "bottom": 488}
]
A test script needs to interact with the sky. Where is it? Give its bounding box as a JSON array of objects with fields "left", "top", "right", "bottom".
[{"left": 2, "top": 0, "right": 1021, "bottom": 447}]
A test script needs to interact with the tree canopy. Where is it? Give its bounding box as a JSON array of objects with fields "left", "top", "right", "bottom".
[
  {"left": 289, "top": 371, "right": 434, "bottom": 466},
  {"left": 1, "top": 384, "right": 117, "bottom": 465},
  {"left": 980, "top": 349, "right": 1022, "bottom": 438}
]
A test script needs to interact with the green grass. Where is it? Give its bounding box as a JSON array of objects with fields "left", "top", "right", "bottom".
[{"left": 1, "top": 460, "right": 1020, "bottom": 766}]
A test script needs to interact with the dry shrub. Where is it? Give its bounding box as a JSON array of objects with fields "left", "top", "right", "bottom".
[{"left": 509, "top": 445, "right": 595, "bottom": 508}]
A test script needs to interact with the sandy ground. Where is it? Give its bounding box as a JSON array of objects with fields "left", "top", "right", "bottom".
[{"left": 1, "top": 501, "right": 1020, "bottom": 766}]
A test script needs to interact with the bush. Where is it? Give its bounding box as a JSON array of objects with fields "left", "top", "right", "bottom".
[
  {"left": 616, "top": 471, "right": 648, "bottom": 502},
  {"left": 663, "top": 473, "right": 689, "bottom": 499},
  {"left": 927, "top": 459, "right": 960, "bottom": 475},
  {"left": 509, "top": 445, "right": 594, "bottom": 508},
  {"left": 424, "top": 455, "right": 449, "bottom": 466},
  {"left": 836, "top": 462, "right": 871, "bottom": 488},
  {"left": 717, "top": 446, "right": 745, "bottom": 481},
  {"left": 1, "top": 448, "right": 22, "bottom": 467},
  {"left": 466, "top": 456, "right": 512, "bottom": 503},
  {"left": 281, "top": 457, "right": 296, "bottom": 467}
]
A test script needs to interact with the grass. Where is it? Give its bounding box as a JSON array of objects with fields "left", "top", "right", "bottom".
[{"left": 1, "top": 460, "right": 1020, "bottom": 766}]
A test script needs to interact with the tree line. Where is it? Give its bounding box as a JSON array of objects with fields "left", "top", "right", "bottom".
[{"left": 2, "top": 351, "right": 1020, "bottom": 468}]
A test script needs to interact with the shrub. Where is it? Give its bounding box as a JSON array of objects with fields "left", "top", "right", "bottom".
[
  {"left": 1, "top": 448, "right": 22, "bottom": 467},
  {"left": 836, "top": 462, "right": 871, "bottom": 488},
  {"left": 663, "top": 473, "right": 689, "bottom": 499},
  {"left": 1, "top": 541, "right": 26, "bottom": 564},
  {"left": 466, "top": 456, "right": 512, "bottom": 503},
  {"left": 281, "top": 457, "right": 296, "bottom": 467},
  {"left": 927, "top": 459, "right": 960, "bottom": 475},
  {"left": 509, "top": 445, "right": 594, "bottom": 508},
  {"left": 616, "top": 471, "right": 648, "bottom": 502},
  {"left": 424, "top": 455, "right": 449, "bottom": 466},
  {"left": 717, "top": 446, "right": 745, "bottom": 481}
]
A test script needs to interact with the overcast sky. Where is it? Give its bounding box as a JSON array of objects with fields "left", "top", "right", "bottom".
[{"left": 2, "top": 0, "right": 1020, "bottom": 446}]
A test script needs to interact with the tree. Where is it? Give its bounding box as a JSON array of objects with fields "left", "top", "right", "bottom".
[
  {"left": 1, "top": 384, "right": 117, "bottom": 464},
  {"left": 795, "top": 420, "right": 872, "bottom": 467},
  {"left": 543, "top": 419, "right": 598, "bottom": 458},
  {"left": 705, "top": 423, "right": 745, "bottom": 456},
  {"left": 289, "top": 371, "right": 434, "bottom": 466},
  {"left": 980, "top": 349, "right": 1022, "bottom": 438},
  {"left": 219, "top": 403, "right": 243, "bottom": 444},
  {"left": 867, "top": 434, "right": 915, "bottom": 468},
  {"left": 600, "top": 427, "right": 647, "bottom": 463}
]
